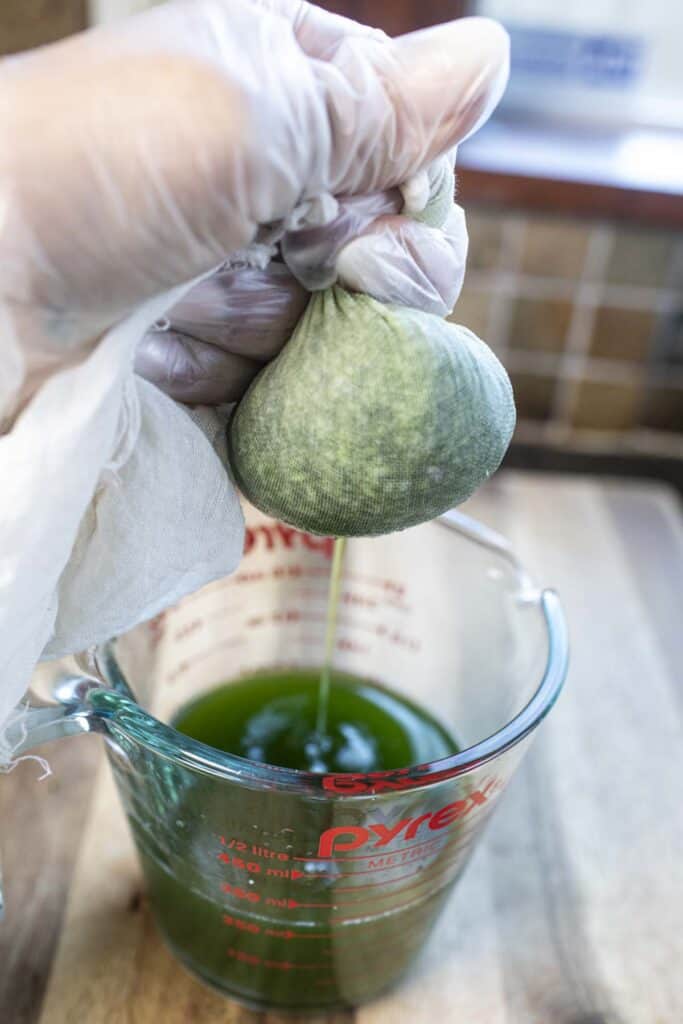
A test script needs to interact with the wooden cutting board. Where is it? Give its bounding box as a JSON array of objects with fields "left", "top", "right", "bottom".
[{"left": 2, "top": 472, "right": 682, "bottom": 1024}]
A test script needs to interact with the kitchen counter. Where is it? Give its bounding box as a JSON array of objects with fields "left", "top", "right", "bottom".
[{"left": 2, "top": 472, "right": 682, "bottom": 1023}]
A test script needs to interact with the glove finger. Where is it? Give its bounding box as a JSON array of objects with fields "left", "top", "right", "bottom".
[
  {"left": 163, "top": 263, "right": 309, "bottom": 360},
  {"left": 259, "top": 5, "right": 507, "bottom": 189},
  {"left": 135, "top": 330, "right": 264, "bottom": 405},
  {"left": 281, "top": 189, "right": 402, "bottom": 292},
  {"left": 318, "top": 17, "right": 509, "bottom": 196},
  {"left": 336, "top": 206, "right": 468, "bottom": 318},
  {"left": 134, "top": 262, "right": 310, "bottom": 404},
  {"left": 248, "top": 0, "right": 388, "bottom": 58},
  {"left": 281, "top": 151, "right": 456, "bottom": 292}
]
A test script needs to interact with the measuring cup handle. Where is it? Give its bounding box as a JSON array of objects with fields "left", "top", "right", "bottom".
[
  {"left": 0, "top": 661, "right": 107, "bottom": 921},
  {"left": 2, "top": 700, "right": 92, "bottom": 760},
  {"left": 2, "top": 656, "right": 109, "bottom": 761}
]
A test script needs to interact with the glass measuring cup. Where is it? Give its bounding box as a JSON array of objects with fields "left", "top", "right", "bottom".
[{"left": 5, "top": 506, "right": 568, "bottom": 1011}]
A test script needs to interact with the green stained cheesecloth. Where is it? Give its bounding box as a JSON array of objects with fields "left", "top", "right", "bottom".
[{"left": 228, "top": 163, "right": 515, "bottom": 537}]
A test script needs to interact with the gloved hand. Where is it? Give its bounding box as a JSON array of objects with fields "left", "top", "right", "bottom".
[
  {"left": 0, "top": 0, "right": 509, "bottom": 756},
  {"left": 133, "top": 155, "right": 470, "bottom": 402},
  {"left": 1, "top": 1, "right": 508, "bottom": 414}
]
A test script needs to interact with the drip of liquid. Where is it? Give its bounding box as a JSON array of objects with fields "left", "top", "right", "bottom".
[
  {"left": 316, "top": 536, "right": 347, "bottom": 737},
  {"left": 172, "top": 537, "right": 458, "bottom": 772}
]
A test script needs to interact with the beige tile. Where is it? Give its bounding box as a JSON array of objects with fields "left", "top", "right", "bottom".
[
  {"left": 606, "top": 228, "right": 676, "bottom": 288},
  {"left": 449, "top": 288, "right": 491, "bottom": 339},
  {"left": 640, "top": 387, "right": 683, "bottom": 433},
  {"left": 0, "top": 0, "right": 85, "bottom": 55},
  {"left": 509, "top": 373, "right": 557, "bottom": 422},
  {"left": 466, "top": 209, "right": 503, "bottom": 271},
  {"left": 589, "top": 305, "right": 656, "bottom": 363},
  {"left": 509, "top": 296, "right": 573, "bottom": 353},
  {"left": 521, "top": 218, "right": 590, "bottom": 279},
  {"left": 570, "top": 378, "right": 642, "bottom": 431}
]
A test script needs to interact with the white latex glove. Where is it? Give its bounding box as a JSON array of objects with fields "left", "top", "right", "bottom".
[
  {"left": 0, "top": 0, "right": 509, "bottom": 753},
  {"left": 1, "top": 2, "right": 508, "bottom": 414},
  {"left": 134, "top": 181, "right": 469, "bottom": 404}
]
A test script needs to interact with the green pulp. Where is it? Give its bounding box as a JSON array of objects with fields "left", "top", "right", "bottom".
[{"left": 173, "top": 668, "right": 457, "bottom": 773}]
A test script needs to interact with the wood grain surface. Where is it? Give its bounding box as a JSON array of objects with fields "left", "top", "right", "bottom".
[{"left": 1, "top": 473, "right": 682, "bottom": 1023}]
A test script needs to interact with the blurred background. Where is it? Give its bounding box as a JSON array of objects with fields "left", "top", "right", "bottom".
[{"left": 3, "top": 0, "right": 682, "bottom": 490}]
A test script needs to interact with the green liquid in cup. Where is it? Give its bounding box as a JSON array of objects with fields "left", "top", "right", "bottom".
[
  {"left": 173, "top": 668, "right": 457, "bottom": 773},
  {"left": 132, "top": 670, "right": 460, "bottom": 1010},
  {"left": 132, "top": 541, "right": 460, "bottom": 1009}
]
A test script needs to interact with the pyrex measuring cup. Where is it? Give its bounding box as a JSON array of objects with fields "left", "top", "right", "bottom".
[{"left": 6, "top": 505, "right": 568, "bottom": 1011}]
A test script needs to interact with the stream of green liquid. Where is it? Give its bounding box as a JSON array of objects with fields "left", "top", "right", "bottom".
[
  {"left": 316, "top": 536, "right": 347, "bottom": 737},
  {"left": 173, "top": 539, "right": 458, "bottom": 773}
]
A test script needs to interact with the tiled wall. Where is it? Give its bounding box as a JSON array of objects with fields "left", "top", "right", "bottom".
[{"left": 455, "top": 209, "right": 683, "bottom": 456}]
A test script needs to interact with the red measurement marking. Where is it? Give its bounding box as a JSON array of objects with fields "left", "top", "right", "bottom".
[
  {"left": 218, "top": 852, "right": 305, "bottom": 880},
  {"left": 289, "top": 900, "right": 336, "bottom": 909},
  {"left": 344, "top": 573, "right": 406, "bottom": 595},
  {"left": 172, "top": 618, "right": 203, "bottom": 642},
  {"left": 228, "top": 942, "right": 328, "bottom": 971},
  {"left": 264, "top": 928, "right": 331, "bottom": 941},
  {"left": 221, "top": 883, "right": 260, "bottom": 903},
  {"left": 147, "top": 611, "right": 166, "bottom": 647},
  {"left": 221, "top": 865, "right": 466, "bottom": 924},
  {"left": 342, "top": 591, "right": 378, "bottom": 609},
  {"left": 336, "top": 637, "right": 371, "bottom": 654},
  {"left": 275, "top": 864, "right": 460, "bottom": 917},
  {"left": 223, "top": 914, "right": 259, "bottom": 934},
  {"left": 247, "top": 609, "right": 308, "bottom": 628},
  {"left": 275, "top": 565, "right": 305, "bottom": 580},
  {"left": 232, "top": 570, "right": 266, "bottom": 584},
  {"left": 222, "top": 913, "right": 331, "bottom": 941},
  {"left": 266, "top": 897, "right": 296, "bottom": 913},
  {"left": 286, "top": 567, "right": 330, "bottom": 579},
  {"left": 227, "top": 947, "right": 261, "bottom": 966}
]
